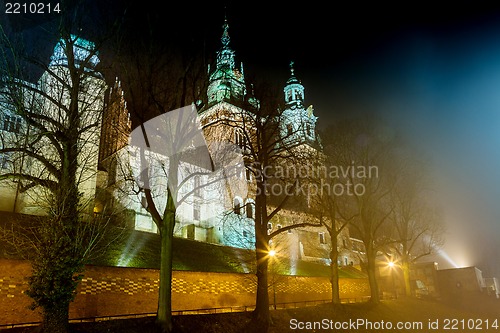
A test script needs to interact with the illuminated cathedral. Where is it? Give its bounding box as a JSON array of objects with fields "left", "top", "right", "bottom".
[{"left": 0, "top": 20, "right": 363, "bottom": 269}]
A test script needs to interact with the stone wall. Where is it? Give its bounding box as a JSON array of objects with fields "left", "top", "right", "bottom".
[{"left": 0, "top": 259, "right": 370, "bottom": 326}]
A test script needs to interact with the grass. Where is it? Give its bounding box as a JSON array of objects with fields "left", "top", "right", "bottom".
[
  {"left": 1, "top": 212, "right": 365, "bottom": 278},
  {"left": 3, "top": 297, "right": 499, "bottom": 332},
  {"left": 90, "top": 230, "right": 366, "bottom": 278}
]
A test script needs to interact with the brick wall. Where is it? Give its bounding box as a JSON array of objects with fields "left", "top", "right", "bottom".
[
  {"left": 0, "top": 260, "right": 38, "bottom": 325},
  {"left": 0, "top": 259, "right": 370, "bottom": 326}
]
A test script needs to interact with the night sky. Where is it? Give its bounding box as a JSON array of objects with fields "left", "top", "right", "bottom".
[
  {"left": 221, "top": 3, "right": 500, "bottom": 276},
  {"left": 2, "top": 1, "right": 500, "bottom": 276}
]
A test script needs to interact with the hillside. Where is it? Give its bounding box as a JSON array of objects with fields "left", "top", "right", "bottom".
[
  {"left": 0, "top": 212, "right": 365, "bottom": 278},
  {"left": 91, "top": 230, "right": 366, "bottom": 278}
]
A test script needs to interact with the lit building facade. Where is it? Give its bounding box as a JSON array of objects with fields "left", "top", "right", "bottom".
[{"left": 0, "top": 24, "right": 363, "bottom": 269}]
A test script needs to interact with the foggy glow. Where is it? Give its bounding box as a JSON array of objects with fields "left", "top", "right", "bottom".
[
  {"left": 437, "top": 249, "right": 460, "bottom": 268},
  {"left": 117, "top": 234, "right": 147, "bottom": 267},
  {"left": 289, "top": 257, "right": 297, "bottom": 275},
  {"left": 388, "top": 261, "right": 395, "bottom": 268},
  {"left": 269, "top": 250, "right": 276, "bottom": 257},
  {"left": 232, "top": 249, "right": 250, "bottom": 273}
]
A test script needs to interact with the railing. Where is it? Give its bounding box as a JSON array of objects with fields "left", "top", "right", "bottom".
[
  {"left": 340, "top": 296, "right": 372, "bottom": 304},
  {"left": 0, "top": 297, "right": 370, "bottom": 330}
]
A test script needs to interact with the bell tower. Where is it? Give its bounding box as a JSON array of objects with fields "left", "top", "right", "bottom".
[
  {"left": 206, "top": 18, "right": 246, "bottom": 106},
  {"left": 281, "top": 62, "right": 319, "bottom": 147},
  {"left": 283, "top": 61, "right": 305, "bottom": 108}
]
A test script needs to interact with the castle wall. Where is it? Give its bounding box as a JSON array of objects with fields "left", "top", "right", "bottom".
[{"left": 0, "top": 259, "right": 370, "bottom": 326}]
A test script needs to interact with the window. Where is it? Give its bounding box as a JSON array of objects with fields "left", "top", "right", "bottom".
[
  {"left": 267, "top": 222, "right": 272, "bottom": 230},
  {"left": 245, "top": 168, "right": 252, "bottom": 182},
  {"left": 296, "top": 90, "right": 303, "bottom": 101},
  {"left": 277, "top": 224, "right": 282, "bottom": 229},
  {"left": 307, "top": 124, "right": 311, "bottom": 136},
  {"left": 0, "top": 153, "right": 11, "bottom": 169},
  {"left": 193, "top": 204, "right": 200, "bottom": 221},
  {"left": 319, "top": 232, "right": 326, "bottom": 244},
  {"left": 2, "top": 115, "right": 21, "bottom": 133},
  {"left": 246, "top": 202, "right": 254, "bottom": 218},
  {"left": 235, "top": 129, "right": 245, "bottom": 149},
  {"left": 287, "top": 124, "right": 293, "bottom": 136},
  {"left": 194, "top": 176, "right": 201, "bottom": 197},
  {"left": 233, "top": 198, "right": 241, "bottom": 215},
  {"left": 243, "top": 230, "right": 248, "bottom": 237},
  {"left": 141, "top": 195, "right": 147, "bottom": 209}
]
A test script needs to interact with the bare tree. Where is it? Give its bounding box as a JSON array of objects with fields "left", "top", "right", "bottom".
[
  {"left": 201, "top": 80, "right": 323, "bottom": 331},
  {"left": 0, "top": 13, "right": 120, "bottom": 333},
  {"left": 312, "top": 123, "right": 361, "bottom": 304},
  {"left": 320, "top": 117, "right": 399, "bottom": 304},
  {"left": 109, "top": 14, "right": 213, "bottom": 332},
  {"left": 388, "top": 158, "right": 445, "bottom": 296}
]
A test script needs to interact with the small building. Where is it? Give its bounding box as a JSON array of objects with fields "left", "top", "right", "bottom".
[
  {"left": 410, "top": 261, "right": 440, "bottom": 298},
  {"left": 484, "top": 277, "right": 499, "bottom": 298},
  {"left": 437, "top": 266, "right": 486, "bottom": 303}
]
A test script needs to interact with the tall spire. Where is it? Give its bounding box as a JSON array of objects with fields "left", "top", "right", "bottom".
[
  {"left": 206, "top": 15, "right": 246, "bottom": 106},
  {"left": 216, "top": 16, "right": 235, "bottom": 69},
  {"left": 221, "top": 15, "right": 230, "bottom": 47}
]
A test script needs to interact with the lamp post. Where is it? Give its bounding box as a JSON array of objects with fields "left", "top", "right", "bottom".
[
  {"left": 388, "top": 260, "right": 398, "bottom": 299},
  {"left": 269, "top": 249, "right": 277, "bottom": 309}
]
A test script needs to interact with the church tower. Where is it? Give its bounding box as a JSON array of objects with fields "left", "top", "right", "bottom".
[
  {"left": 206, "top": 18, "right": 246, "bottom": 106},
  {"left": 281, "top": 62, "right": 319, "bottom": 147}
]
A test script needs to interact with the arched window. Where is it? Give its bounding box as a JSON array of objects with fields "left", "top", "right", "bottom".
[
  {"left": 235, "top": 129, "right": 246, "bottom": 149},
  {"left": 287, "top": 124, "right": 293, "bottom": 136},
  {"left": 246, "top": 202, "right": 254, "bottom": 218},
  {"left": 244, "top": 199, "right": 255, "bottom": 219},
  {"left": 233, "top": 197, "right": 242, "bottom": 215}
]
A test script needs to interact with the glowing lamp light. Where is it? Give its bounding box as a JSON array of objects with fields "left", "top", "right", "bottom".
[
  {"left": 269, "top": 250, "right": 276, "bottom": 257},
  {"left": 388, "top": 261, "right": 395, "bottom": 268}
]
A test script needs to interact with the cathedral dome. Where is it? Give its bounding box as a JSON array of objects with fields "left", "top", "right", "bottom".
[{"left": 286, "top": 74, "right": 300, "bottom": 85}]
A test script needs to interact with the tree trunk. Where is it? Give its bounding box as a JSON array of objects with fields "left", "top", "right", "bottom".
[
  {"left": 156, "top": 190, "right": 175, "bottom": 333},
  {"left": 41, "top": 303, "right": 69, "bottom": 333},
  {"left": 252, "top": 246, "right": 270, "bottom": 332},
  {"left": 402, "top": 260, "right": 412, "bottom": 297},
  {"left": 328, "top": 227, "right": 341, "bottom": 304},
  {"left": 366, "top": 247, "right": 380, "bottom": 303},
  {"left": 31, "top": 147, "right": 81, "bottom": 333},
  {"left": 329, "top": 246, "right": 341, "bottom": 304}
]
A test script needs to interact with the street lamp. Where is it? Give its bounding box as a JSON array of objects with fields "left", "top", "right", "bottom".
[{"left": 269, "top": 249, "right": 277, "bottom": 309}]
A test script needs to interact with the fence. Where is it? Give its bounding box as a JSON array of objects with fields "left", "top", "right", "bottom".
[{"left": 0, "top": 297, "right": 372, "bottom": 330}]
